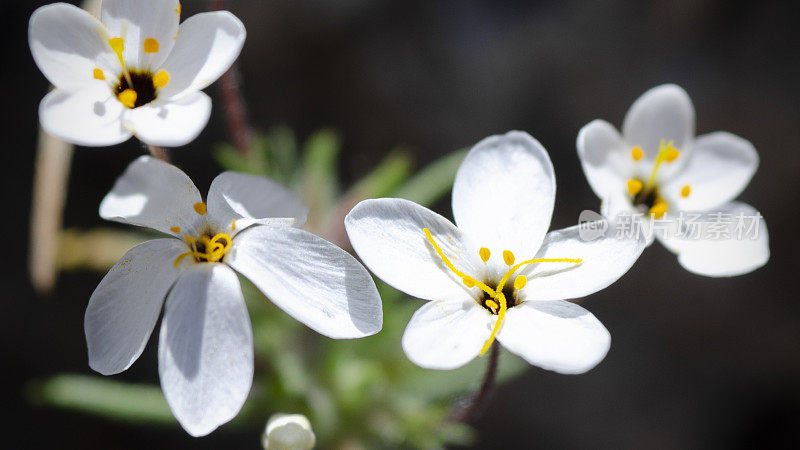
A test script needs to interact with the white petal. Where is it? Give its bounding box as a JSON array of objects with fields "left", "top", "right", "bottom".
[
  {"left": 669, "top": 202, "right": 769, "bottom": 277},
  {"left": 158, "top": 264, "right": 253, "bottom": 437},
  {"left": 345, "top": 198, "right": 480, "bottom": 302},
  {"left": 401, "top": 300, "right": 491, "bottom": 370},
  {"left": 497, "top": 300, "right": 610, "bottom": 374},
  {"left": 207, "top": 172, "right": 309, "bottom": 236},
  {"left": 520, "top": 224, "right": 645, "bottom": 301},
  {"left": 101, "top": 0, "right": 181, "bottom": 70},
  {"left": 662, "top": 132, "right": 758, "bottom": 211},
  {"left": 158, "top": 11, "right": 246, "bottom": 99},
  {"left": 39, "top": 84, "right": 131, "bottom": 146},
  {"left": 452, "top": 131, "right": 555, "bottom": 254},
  {"left": 85, "top": 238, "right": 186, "bottom": 375},
  {"left": 576, "top": 119, "right": 630, "bottom": 200},
  {"left": 99, "top": 155, "right": 205, "bottom": 236},
  {"left": 226, "top": 226, "right": 383, "bottom": 339},
  {"left": 29, "top": 3, "right": 121, "bottom": 90},
  {"left": 622, "top": 84, "right": 695, "bottom": 168},
  {"left": 123, "top": 91, "right": 211, "bottom": 147}
]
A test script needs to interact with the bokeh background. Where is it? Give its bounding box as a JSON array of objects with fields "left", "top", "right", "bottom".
[{"left": 3, "top": 0, "right": 799, "bottom": 448}]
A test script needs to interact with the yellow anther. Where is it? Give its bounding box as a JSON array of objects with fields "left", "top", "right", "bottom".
[
  {"left": 463, "top": 278, "right": 476, "bottom": 288},
  {"left": 630, "top": 146, "right": 644, "bottom": 161},
  {"left": 680, "top": 185, "right": 691, "bottom": 198},
  {"left": 231, "top": 219, "right": 236, "bottom": 231},
  {"left": 479, "top": 247, "right": 491, "bottom": 263},
  {"left": 153, "top": 70, "right": 170, "bottom": 88},
  {"left": 664, "top": 146, "right": 680, "bottom": 162},
  {"left": 626, "top": 179, "right": 643, "bottom": 196},
  {"left": 117, "top": 89, "right": 137, "bottom": 108},
  {"left": 193, "top": 202, "right": 207, "bottom": 215},
  {"left": 170, "top": 226, "right": 181, "bottom": 233},
  {"left": 184, "top": 235, "right": 196, "bottom": 244},
  {"left": 109, "top": 37, "right": 125, "bottom": 61},
  {"left": 143, "top": 38, "right": 160, "bottom": 53},
  {"left": 484, "top": 299, "right": 499, "bottom": 311},
  {"left": 649, "top": 201, "right": 668, "bottom": 219},
  {"left": 175, "top": 3, "right": 182, "bottom": 15},
  {"left": 514, "top": 275, "right": 527, "bottom": 290},
  {"left": 93, "top": 68, "right": 105, "bottom": 80},
  {"left": 503, "top": 250, "right": 515, "bottom": 266}
]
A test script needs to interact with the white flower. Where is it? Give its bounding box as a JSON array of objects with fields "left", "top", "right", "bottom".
[
  {"left": 262, "top": 413, "right": 316, "bottom": 450},
  {"left": 85, "top": 156, "right": 383, "bottom": 436},
  {"left": 577, "top": 84, "right": 769, "bottom": 276},
  {"left": 29, "top": 1, "right": 245, "bottom": 147},
  {"left": 345, "top": 131, "right": 645, "bottom": 374}
]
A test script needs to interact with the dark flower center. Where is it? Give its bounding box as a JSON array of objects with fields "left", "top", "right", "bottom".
[
  {"left": 114, "top": 70, "right": 157, "bottom": 108},
  {"left": 479, "top": 281, "right": 517, "bottom": 315}
]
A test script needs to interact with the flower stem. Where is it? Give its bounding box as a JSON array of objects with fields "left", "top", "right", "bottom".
[
  {"left": 450, "top": 343, "right": 500, "bottom": 422},
  {"left": 147, "top": 144, "right": 170, "bottom": 162},
  {"left": 213, "top": 0, "right": 252, "bottom": 155}
]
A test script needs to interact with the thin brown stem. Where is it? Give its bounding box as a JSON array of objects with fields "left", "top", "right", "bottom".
[
  {"left": 213, "top": 0, "right": 252, "bottom": 155},
  {"left": 450, "top": 343, "right": 500, "bottom": 423},
  {"left": 147, "top": 144, "right": 170, "bottom": 162},
  {"left": 29, "top": 129, "right": 73, "bottom": 294}
]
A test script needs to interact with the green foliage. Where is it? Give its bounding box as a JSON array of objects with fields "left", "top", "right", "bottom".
[
  {"left": 38, "top": 127, "right": 528, "bottom": 448},
  {"left": 28, "top": 374, "right": 174, "bottom": 425}
]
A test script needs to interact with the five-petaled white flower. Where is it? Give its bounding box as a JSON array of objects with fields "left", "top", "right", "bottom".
[
  {"left": 29, "top": 0, "right": 245, "bottom": 147},
  {"left": 345, "top": 131, "right": 645, "bottom": 373},
  {"left": 85, "top": 156, "right": 383, "bottom": 436},
  {"left": 577, "top": 84, "right": 769, "bottom": 276}
]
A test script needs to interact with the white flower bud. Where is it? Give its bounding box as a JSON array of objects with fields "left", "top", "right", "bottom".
[{"left": 262, "top": 413, "right": 316, "bottom": 450}]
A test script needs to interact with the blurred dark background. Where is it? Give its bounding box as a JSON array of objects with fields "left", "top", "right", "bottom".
[{"left": 2, "top": 0, "right": 799, "bottom": 448}]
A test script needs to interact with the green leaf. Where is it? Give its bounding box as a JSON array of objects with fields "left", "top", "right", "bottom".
[
  {"left": 346, "top": 149, "right": 412, "bottom": 200},
  {"left": 264, "top": 125, "right": 298, "bottom": 183},
  {"left": 28, "top": 374, "right": 174, "bottom": 425},
  {"left": 296, "top": 129, "right": 341, "bottom": 226},
  {"left": 392, "top": 149, "right": 467, "bottom": 207}
]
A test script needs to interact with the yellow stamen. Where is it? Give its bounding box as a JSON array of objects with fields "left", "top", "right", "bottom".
[
  {"left": 640, "top": 139, "right": 680, "bottom": 201},
  {"left": 480, "top": 256, "right": 583, "bottom": 356},
  {"left": 680, "top": 185, "right": 691, "bottom": 198},
  {"left": 109, "top": 37, "right": 125, "bottom": 62},
  {"left": 173, "top": 232, "right": 232, "bottom": 267},
  {"left": 630, "top": 146, "right": 644, "bottom": 161},
  {"left": 479, "top": 247, "right": 491, "bottom": 263},
  {"left": 649, "top": 201, "right": 668, "bottom": 219},
  {"left": 153, "top": 70, "right": 170, "bottom": 88},
  {"left": 423, "top": 228, "right": 495, "bottom": 297},
  {"left": 108, "top": 37, "right": 133, "bottom": 87},
  {"left": 626, "top": 179, "right": 643, "bottom": 196},
  {"left": 93, "top": 68, "right": 105, "bottom": 80},
  {"left": 117, "top": 89, "right": 137, "bottom": 108},
  {"left": 423, "top": 228, "right": 582, "bottom": 356},
  {"left": 503, "top": 250, "right": 515, "bottom": 266},
  {"left": 193, "top": 202, "right": 207, "bottom": 215},
  {"left": 143, "top": 38, "right": 160, "bottom": 53},
  {"left": 170, "top": 226, "right": 181, "bottom": 233},
  {"left": 231, "top": 220, "right": 236, "bottom": 231}
]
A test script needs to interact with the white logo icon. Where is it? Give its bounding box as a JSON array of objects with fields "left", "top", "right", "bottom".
[{"left": 578, "top": 210, "right": 608, "bottom": 241}]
